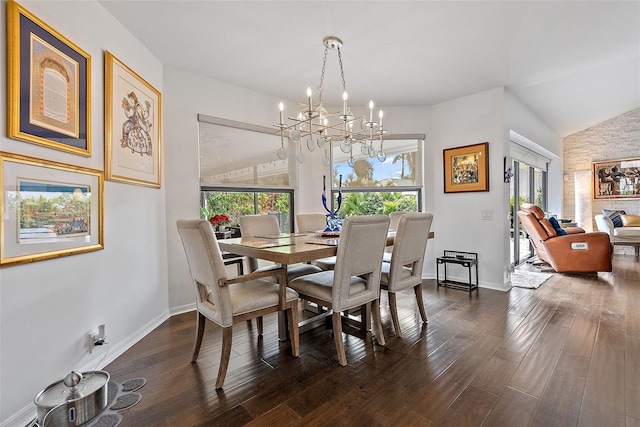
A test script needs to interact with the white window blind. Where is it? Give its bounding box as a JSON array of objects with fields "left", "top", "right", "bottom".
[{"left": 509, "top": 141, "right": 550, "bottom": 171}]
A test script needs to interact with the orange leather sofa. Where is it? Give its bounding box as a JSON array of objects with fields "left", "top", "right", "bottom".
[{"left": 517, "top": 203, "right": 613, "bottom": 273}]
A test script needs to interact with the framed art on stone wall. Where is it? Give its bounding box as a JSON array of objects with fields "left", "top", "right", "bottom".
[
  {"left": 443, "top": 142, "right": 489, "bottom": 193},
  {"left": 593, "top": 157, "right": 640, "bottom": 200},
  {"left": 6, "top": 0, "right": 91, "bottom": 156},
  {"left": 105, "top": 51, "right": 162, "bottom": 188},
  {"left": 0, "top": 152, "right": 104, "bottom": 267}
]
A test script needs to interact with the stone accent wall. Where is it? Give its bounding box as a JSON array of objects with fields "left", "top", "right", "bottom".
[{"left": 563, "top": 108, "right": 640, "bottom": 254}]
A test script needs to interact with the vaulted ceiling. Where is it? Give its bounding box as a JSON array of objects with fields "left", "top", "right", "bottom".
[{"left": 99, "top": 0, "right": 640, "bottom": 137}]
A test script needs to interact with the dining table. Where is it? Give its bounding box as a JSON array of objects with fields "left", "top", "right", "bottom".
[{"left": 217, "top": 230, "right": 435, "bottom": 339}]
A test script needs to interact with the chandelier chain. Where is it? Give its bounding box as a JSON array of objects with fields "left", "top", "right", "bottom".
[
  {"left": 318, "top": 47, "right": 329, "bottom": 95},
  {"left": 337, "top": 46, "right": 347, "bottom": 91}
]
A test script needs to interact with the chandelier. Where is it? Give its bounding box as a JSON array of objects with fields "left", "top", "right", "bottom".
[{"left": 274, "top": 36, "right": 388, "bottom": 167}]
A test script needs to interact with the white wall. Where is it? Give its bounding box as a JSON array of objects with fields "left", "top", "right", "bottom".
[
  {"left": 163, "top": 66, "right": 288, "bottom": 309},
  {"left": 0, "top": 1, "right": 167, "bottom": 425},
  {"left": 431, "top": 87, "right": 511, "bottom": 290},
  {"left": 504, "top": 91, "right": 564, "bottom": 215}
]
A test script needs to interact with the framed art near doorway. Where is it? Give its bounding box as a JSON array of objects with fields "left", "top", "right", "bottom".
[{"left": 443, "top": 142, "right": 489, "bottom": 193}]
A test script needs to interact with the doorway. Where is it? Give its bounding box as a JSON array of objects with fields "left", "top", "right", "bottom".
[{"left": 510, "top": 160, "right": 547, "bottom": 266}]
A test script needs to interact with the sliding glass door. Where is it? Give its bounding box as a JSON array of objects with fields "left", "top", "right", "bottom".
[{"left": 510, "top": 160, "right": 547, "bottom": 266}]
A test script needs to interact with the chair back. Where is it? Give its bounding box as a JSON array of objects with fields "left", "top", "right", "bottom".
[
  {"left": 332, "top": 215, "right": 390, "bottom": 311},
  {"left": 238, "top": 214, "right": 280, "bottom": 271},
  {"left": 296, "top": 213, "right": 326, "bottom": 233},
  {"left": 386, "top": 213, "right": 433, "bottom": 292},
  {"left": 176, "top": 219, "right": 232, "bottom": 326},
  {"left": 517, "top": 203, "right": 552, "bottom": 262},
  {"left": 389, "top": 211, "right": 409, "bottom": 230}
]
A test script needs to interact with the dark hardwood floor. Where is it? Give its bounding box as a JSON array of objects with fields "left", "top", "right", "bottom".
[{"left": 106, "top": 254, "right": 640, "bottom": 426}]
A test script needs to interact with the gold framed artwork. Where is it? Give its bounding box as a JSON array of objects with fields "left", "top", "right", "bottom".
[
  {"left": 105, "top": 51, "right": 162, "bottom": 188},
  {"left": 593, "top": 157, "right": 640, "bottom": 200},
  {"left": 6, "top": 0, "right": 91, "bottom": 156},
  {"left": 443, "top": 142, "right": 489, "bottom": 193},
  {"left": 0, "top": 152, "right": 104, "bottom": 267}
]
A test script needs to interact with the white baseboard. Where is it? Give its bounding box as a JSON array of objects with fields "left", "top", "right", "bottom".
[
  {"left": 425, "top": 273, "right": 511, "bottom": 292},
  {"left": 1, "top": 310, "right": 172, "bottom": 427}
]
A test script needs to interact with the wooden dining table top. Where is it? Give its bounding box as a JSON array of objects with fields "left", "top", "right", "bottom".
[{"left": 217, "top": 231, "right": 434, "bottom": 266}]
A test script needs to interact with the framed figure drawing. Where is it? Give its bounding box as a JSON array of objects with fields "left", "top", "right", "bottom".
[
  {"left": 0, "top": 152, "right": 103, "bottom": 266},
  {"left": 105, "top": 51, "right": 162, "bottom": 188},
  {"left": 443, "top": 142, "right": 489, "bottom": 193},
  {"left": 593, "top": 157, "right": 640, "bottom": 200},
  {"left": 6, "top": 0, "right": 91, "bottom": 156}
]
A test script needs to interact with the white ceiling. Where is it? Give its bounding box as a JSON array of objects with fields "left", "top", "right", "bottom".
[{"left": 99, "top": 0, "right": 640, "bottom": 137}]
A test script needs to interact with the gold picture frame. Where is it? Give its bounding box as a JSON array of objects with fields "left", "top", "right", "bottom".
[
  {"left": 105, "top": 51, "right": 162, "bottom": 188},
  {"left": 443, "top": 142, "right": 489, "bottom": 193},
  {"left": 593, "top": 157, "right": 640, "bottom": 200},
  {"left": 0, "top": 152, "right": 104, "bottom": 267},
  {"left": 6, "top": 0, "right": 91, "bottom": 156}
]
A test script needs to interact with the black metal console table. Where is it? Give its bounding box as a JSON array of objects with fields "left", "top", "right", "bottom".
[{"left": 436, "top": 250, "right": 478, "bottom": 293}]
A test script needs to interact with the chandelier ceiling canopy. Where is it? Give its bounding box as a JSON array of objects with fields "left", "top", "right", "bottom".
[{"left": 275, "top": 36, "right": 389, "bottom": 167}]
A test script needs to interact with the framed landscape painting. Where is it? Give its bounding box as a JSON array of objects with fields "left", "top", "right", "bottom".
[
  {"left": 6, "top": 0, "right": 91, "bottom": 156},
  {"left": 443, "top": 142, "right": 489, "bottom": 193},
  {"left": 0, "top": 152, "right": 103, "bottom": 266},
  {"left": 593, "top": 157, "right": 640, "bottom": 200},
  {"left": 105, "top": 51, "right": 162, "bottom": 188}
]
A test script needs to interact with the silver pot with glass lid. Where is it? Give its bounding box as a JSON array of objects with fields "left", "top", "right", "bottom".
[{"left": 34, "top": 370, "right": 109, "bottom": 426}]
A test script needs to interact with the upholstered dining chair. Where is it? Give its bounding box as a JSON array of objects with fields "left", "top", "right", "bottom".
[
  {"left": 389, "top": 211, "right": 408, "bottom": 230},
  {"left": 239, "top": 214, "right": 323, "bottom": 280},
  {"left": 383, "top": 211, "right": 410, "bottom": 263},
  {"left": 380, "top": 212, "right": 433, "bottom": 337},
  {"left": 288, "top": 215, "right": 390, "bottom": 366},
  {"left": 296, "top": 213, "right": 337, "bottom": 271},
  {"left": 176, "top": 219, "right": 300, "bottom": 389}
]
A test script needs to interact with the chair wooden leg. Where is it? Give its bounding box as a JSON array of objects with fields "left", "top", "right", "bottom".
[
  {"left": 388, "top": 292, "right": 402, "bottom": 337},
  {"left": 332, "top": 311, "right": 347, "bottom": 366},
  {"left": 257, "top": 316, "right": 264, "bottom": 335},
  {"left": 371, "top": 299, "right": 386, "bottom": 346},
  {"left": 287, "top": 300, "right": 300, "bottom": 357},
  {"left": 191, "top": 311, "right": 206, "bottom": 362},
  {"left": 414, "top": 283, "right": 428, "bottom": 323},
  {"left": 215, "top": 326, "right": 233, "bottom": 389}
]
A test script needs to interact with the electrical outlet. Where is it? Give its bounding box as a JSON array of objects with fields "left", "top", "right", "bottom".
[
  {"left": 88, "top": 331, "right": 99, "bottom": 353},
  {"left": 88, "top": 324, "right": 107, "bottom": 353}
]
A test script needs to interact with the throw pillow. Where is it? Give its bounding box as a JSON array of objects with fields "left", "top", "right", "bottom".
[
  {"left": 603, "top": 209, "right": 626, "bottom": 228},
  {"left": 548, "top": 217, "right": 568, "bottom": 236},
  {"left": 621, "top": 214, "right": 640, "bottom": 227}
]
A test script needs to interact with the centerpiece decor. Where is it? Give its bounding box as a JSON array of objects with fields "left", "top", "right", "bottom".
[
  {"left": 209, "top": 214, "right": 230, "bottom": 232},
  {"left": 322, "top": 174, "right": 343, "bottom": 232}
]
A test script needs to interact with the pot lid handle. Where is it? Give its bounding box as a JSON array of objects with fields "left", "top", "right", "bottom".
[{"left": 63, "top": 371, "right": 83, "bottom": 389}]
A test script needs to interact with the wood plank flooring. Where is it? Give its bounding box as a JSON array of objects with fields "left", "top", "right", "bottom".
[{"left": 105, "top": 254, "right": 640, "bottom": 426}]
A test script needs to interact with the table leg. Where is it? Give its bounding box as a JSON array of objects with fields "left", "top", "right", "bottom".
[
  {"left": 278, "top": 264, "right": 289, "bottom": 341},
  {"left": 361, "top": 303, "right": 371, "bottom": 331}
]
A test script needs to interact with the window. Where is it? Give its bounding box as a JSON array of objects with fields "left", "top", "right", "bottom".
[
  {"left": 198, "top": 115, "right": 294, "bottom": 232},
  {"left": 200, "top": 189, "right": 293, "bottom": 232},
  {"left": 330, "top": 136, "right": 424, "bottom": 216}
]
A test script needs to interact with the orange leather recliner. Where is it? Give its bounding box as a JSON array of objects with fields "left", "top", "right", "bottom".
[{"left": 517, "top": 203, "right": 613, "bottom": 273}]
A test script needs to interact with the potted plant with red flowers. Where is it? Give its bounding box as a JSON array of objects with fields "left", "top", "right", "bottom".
[{"left": 209, "top": 214, "right": 230, "bottom": 232}]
